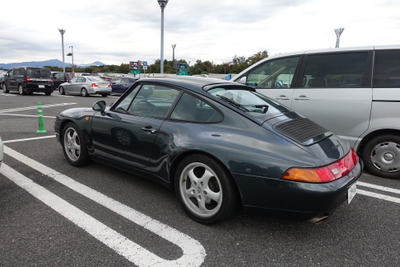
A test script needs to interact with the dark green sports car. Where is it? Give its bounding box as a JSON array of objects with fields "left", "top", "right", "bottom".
[{"left": 54, "top": 76, "right": 362, "bottom": 224}]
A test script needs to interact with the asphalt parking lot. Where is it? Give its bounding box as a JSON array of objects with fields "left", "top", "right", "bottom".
[{"left": 1, "top": 92, "right": 400, "bottom": 267}]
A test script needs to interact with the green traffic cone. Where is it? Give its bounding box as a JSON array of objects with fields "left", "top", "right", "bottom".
[{"left": 36, "top": 102, "right": 47, "bottom": 133}]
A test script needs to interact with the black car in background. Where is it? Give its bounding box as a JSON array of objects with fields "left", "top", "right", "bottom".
[
  {"left": 51, "top": 72, "right": 72, "bottom": 90},
  {"left": 111, "top": 77, "right": 139, "bottom": 95},
  {"left": 54, "top": 76, "right": 362, "bottom": 224},
  {"left": 2, "top": 67, "right": 53, "bottom": 95}
]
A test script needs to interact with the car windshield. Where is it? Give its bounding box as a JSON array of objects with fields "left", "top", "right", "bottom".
[
  {"left": 27, "top": 68, "right": 51, "bottom": 78},
  {"left": 207, "top": 87, "right": 289, "bottom": 117}
]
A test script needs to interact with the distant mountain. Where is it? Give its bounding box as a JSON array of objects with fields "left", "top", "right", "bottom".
[{"left": 0, "top": 59, "right": 106, "bottom": 69}]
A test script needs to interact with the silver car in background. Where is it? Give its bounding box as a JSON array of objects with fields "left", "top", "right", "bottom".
[{"left": 58, "top": 76, "right": 111, "bottom": 97}]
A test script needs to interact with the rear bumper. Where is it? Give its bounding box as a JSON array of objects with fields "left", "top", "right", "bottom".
[{"left": 234, "top": 159, "right": 363, "bottom": 220}]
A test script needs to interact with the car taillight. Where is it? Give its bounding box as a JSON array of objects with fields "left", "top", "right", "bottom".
[
  {"left": 107, "top": 84, "right": 111, "bottom": 88},
  {"left": 24, "top": 78, "right": 31, "bottom": 82},
  {"left": 281, "top": 148, "right": 358, "bottom": 183},
  {"left": 91, "top": 83, "right": 98, "bottom": 87},
  {"left": 50, "top": 79, "right": 54, "bottom": 83}
]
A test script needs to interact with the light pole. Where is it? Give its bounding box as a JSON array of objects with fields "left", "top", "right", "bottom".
[
  {"left": 58, "top": 29, "right": 66, "bottom": 74},
  {"left": 172, "top": 44, "right": 176, "bottom": 68},
  {"left": 157, "top": 0, "right": 169, "bottom": 74},
  {"left": 334, "top": 28, "right": 344, "bottom": 48},
  {"left": 67, "top": 46, "right": 74, "bottom": 76}
]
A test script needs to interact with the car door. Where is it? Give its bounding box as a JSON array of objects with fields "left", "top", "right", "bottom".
[
  {"left": 90, "top": 83, "right": 180, "bottom": 168},
  {"left": 290, "top": 51, "right": 373, "bottom": 146},
  {"left": 235, "top": 55, "right": 301, "bottom": 108}
]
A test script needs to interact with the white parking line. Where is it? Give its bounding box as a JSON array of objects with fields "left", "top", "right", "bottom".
[
  {"left": 1, "top": 145, "right": 206, "bottom": 266},
  {"left": 357, "top": 181, "right": 400, "bottom": 204},
  {"left": 0, "top": 103, "right": 77, "bottom": 114}
]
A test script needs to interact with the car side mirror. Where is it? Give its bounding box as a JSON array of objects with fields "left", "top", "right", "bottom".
[{"left": 92, "top": 100, "right": 106, "bottom": 116}]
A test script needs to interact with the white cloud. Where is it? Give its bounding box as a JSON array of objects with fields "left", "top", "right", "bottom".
[{"left": 1, "top": 0, "right": 400, "bottom": 66}]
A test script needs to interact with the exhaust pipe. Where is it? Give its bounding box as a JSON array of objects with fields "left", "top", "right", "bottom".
[{"left": 308, "top": 213, "right": 329, "bottom": 224}]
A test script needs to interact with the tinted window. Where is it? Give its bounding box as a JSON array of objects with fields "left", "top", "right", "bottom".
[
  {"left": 301, "top": 52, "right": 368, "bottom": 88},
  {"left": 245, "top": 56, "right": 300, "bottom": 88},
  {"left": 26, "top": 68, "right": 51, "bottom": 78},
  {"left": 170, "top": 93, "right": 223, "bottom": 122},
  {"left": 373, "top": 50, "right": 400, "bottom": 88},
  {"left": 115, "top": 84, "right": 180, "bottom": 118}
]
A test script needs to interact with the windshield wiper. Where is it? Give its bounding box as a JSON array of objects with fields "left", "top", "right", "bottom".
[{"left": 216, "top": 94, "right": 249, "bottom": 111}]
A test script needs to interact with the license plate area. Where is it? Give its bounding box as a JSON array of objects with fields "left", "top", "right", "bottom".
[
  {"left": 38, "top": 85, "right": 45, "bottom": 88},
  {"left": 348, "top": 183, "right": 357, "bottom": 204}
]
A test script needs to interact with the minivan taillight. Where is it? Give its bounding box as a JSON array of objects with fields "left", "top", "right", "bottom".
[{"left": 281, "top": 148, "right": 358, "bottom": 183}]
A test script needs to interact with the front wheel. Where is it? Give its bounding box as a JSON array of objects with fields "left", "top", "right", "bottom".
[
  {"left": 59, "top": 86, "right": 65, "bottom": 95},
  {"left": 174, "top": 154, "right": 239, "bottom": 224},
  {"left": 62, "top": 122, "right": 91, "bottom": 166},
  {"left": 362, "top": 134, "right": 400, "bottom": 179}
]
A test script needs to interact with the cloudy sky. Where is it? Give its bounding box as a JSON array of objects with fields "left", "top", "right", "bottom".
[{"left": 1, "top": 0, "right": 400, "bottom": 66}]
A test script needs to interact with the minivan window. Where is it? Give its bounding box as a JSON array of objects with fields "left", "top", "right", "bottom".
[
  {"left": 373, "top": 50, "right": 400, "bottom": 88},
  {"left": 245, "top": 56, "right": 300, "bottom": 89},
  {"left": 27, "top": 68, "right": 51, "bottom": 78},
  {"left": 301, "top": 52, "right": 369, "bottom": 88}
]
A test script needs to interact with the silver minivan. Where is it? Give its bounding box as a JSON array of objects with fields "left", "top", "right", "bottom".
[{"left": 232, "top": 45, "right": 400, "bottom": 179}]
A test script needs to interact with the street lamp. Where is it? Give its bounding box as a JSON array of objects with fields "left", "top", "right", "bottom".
[
  {"left": 157, "top": 0, "right": 169, "bottom": 74},
  {"left": 334, "top": 28, "right": 344, "bottom": 48},
  {"left": 58, "top": 29, "right": 66, "bottom": 74},
  {"left": 66, "top": 46, "right": 74, "bottom": 76},
  {"left": 172, "top": 44, "right": 176, "bottom": 68}
]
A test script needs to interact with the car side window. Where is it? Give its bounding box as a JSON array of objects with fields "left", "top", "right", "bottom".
[
  {"left": 170, "top": 93, "right": 223, "bottom": 122},
  {"left": 243, "top": 56, "right": 300, "bottom": 89},
  {"left": 120, "top": 84, "right": 180, "bottom": 118},
  {"left": 373, "top": 50, "right": 400, "bottom": 88},
  {"left": 300, "top": 52, "right": 369, "bottom": 88}
]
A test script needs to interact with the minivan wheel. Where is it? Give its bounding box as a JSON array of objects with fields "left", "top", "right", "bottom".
[
  {"left": 174, "top": 154, "right": 239, "bottom": 224},
  {"left": 18, "top": 84, "right": 26, "bottom": 95},
  {"left": 3, "top": 84, "right": 9, "bottom": 93},
  {"left": 363, "top": 134, "right": 400, "bottom": 179}
]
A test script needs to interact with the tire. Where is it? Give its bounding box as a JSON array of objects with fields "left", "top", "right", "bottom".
[
  {"left": 18, "top": 84, "right": 25, "bottom": 95},
  {"left": 61, "top": 122, "right": 91, "bottom": 167},
  {"left": 174, "top": 154, "right": 239, "bottom": 224},
  {"left": 59, "top": 86, "right": 65, "bottom": 95},
  {"left": 362, "top": 134, "right": 400, "bottom": 179},
  {"left": 3, "top": 84, "right": 9, "bottom": 93},
  {"left": 81, "top": 88, "right": 89, "bottom": 97}
]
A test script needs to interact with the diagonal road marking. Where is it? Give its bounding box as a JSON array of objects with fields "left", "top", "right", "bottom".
[{"left": 1, "top": 145, "right": 206, "bottom": 267}]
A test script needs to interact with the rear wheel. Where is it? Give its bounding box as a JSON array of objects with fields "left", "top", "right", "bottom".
[
  {"left": 81, "top": 88, "right": 89, "bottom": 97},
  {"left": 362, "top": 134, "right": 400, "bottom": 179},
  {"left": 18, "top": 84, "right": 25, "bottom": 95},
  {"left": 175, "top": 154, "right": 239, "bottom": 224},
  {"left": 61, "top": 122, "right": 91, "bottom": 166}
]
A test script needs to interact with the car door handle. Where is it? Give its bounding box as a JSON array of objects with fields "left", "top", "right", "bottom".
[
  {"left": 294, "top": 95, "right": 310, "bottom": 100},
  {"left": 142, "top": 125, "right": 157, "bottom": 134},
  {"left": 275, "top": 95, "right": 290, "bottom": 100}
]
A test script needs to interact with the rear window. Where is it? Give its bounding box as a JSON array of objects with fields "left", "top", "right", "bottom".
[
  {"left": 373, "top": 50, "right": 400, "bottom": 88},
  {"left": 27, "top": 68, "right": 51, "bottom": 78}
]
